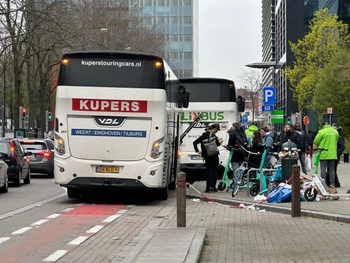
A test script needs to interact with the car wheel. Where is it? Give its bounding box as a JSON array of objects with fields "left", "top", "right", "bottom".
[
  {"left": 48, "top": 171, "right": 54, "bottom": 178},
  {"left": 0, "top": 175, "right": 8, "bottom": 193},
  {"left": 23, "top": 168, "right": 31, "bottom": 184},
  {"left": 13, "top": 171, "right": 22, "bottom": 187}
]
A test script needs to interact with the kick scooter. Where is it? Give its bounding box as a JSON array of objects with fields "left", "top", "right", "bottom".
[
  {"left": 304, "top": 148, "right": 350, "bottom": 201},
  {"left": 217, "top": 146, "right": 234, "bottom": 192}
]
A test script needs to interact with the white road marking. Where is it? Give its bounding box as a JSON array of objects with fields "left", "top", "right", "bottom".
[
  {"left": 103, "top": 214, "right": 121, "bottom": 223},
  {"left": 86, "top": 225, "right": 104, "bottom": 234},
  {"left": 61, "top": 208, "right": 74, "bottom": 213},
  {"left": 32, "top": 219, "right": 48, "bottom": 226},
  {"left": 68, "top": 236, "right": 89, "bottom": 245},
  {"left": 0, "top": 237, "right": 10, "bottom": 244},
  {"left": 11, "top": 227, "right": 32, "bottom": 235},
  {"left": 0, "top": 192, "right": 66, "bottom": 220},
  {"left": 47, "top": 213, "right": 60, "bottom": 219},
  {"left": 43, "top": 250, "right": 68, "bottom": 262}
]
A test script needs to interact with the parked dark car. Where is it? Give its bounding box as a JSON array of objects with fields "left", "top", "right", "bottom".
[
  {"left": 0, "top": 138, "right": 31, "bottom": 186},
  {"left": 19, "top": 138, "right": 54, "bottom": 177},
  {"left": 0, "top": 153, "right": 8, "bottom": 193}
]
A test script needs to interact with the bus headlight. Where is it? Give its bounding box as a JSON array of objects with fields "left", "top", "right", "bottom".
[
  {"left": 55, "top": 133, "right": 66, "bottom": 156},
  {"left": 150, "top": 137, "right": 164, "bottom": 159}
]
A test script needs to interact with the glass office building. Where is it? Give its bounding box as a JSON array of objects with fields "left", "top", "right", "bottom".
[
  {"left": 131, "top": 0, "right": 199, "bottom": 78},
  {"left": 261, "top": 0, "right": 350, "bottom": 131}
]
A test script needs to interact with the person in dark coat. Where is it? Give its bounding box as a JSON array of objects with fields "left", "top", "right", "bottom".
[
  {"left": 193, "top": 123, "right": 221, "bottom": 193},
  {"left": 227, "top": 122, "right": 246, "bottom": 173},
  {"left": 249, "top": 130, "right": 264, "bottom": 168}
]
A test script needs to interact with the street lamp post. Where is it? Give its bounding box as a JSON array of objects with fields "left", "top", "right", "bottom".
[{"left": 246, "top": 61, "right": 285, "bottom": 128}]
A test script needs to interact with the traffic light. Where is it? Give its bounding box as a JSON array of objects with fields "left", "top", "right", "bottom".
[
  {"left": 22, "top": 108, "right": 27, "bottom": 117},
  {"left": 47, "top": 112, "right": 52, "bottom": 121},
  {"left": 287, "top": 117, "right": 291, "bottom": 124}
]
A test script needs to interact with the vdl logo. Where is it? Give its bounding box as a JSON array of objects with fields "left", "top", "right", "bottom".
[
  {"left": 93, "top": 116, "right": 126, "bottom": 127},
  {"left": 180, "top": 112, "right": 224, "bottom": 121}
]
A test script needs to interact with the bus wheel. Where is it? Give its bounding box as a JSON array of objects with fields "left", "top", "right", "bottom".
[
  {"left": 157, "top": 185, "right": 168, "bottom": 200},
  {"left": 67, "top": 188, "right": 81, "bottom": 198}
]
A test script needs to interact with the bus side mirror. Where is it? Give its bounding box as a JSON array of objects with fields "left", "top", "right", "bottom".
[
  {"left": 182, "top": 92, "right": 189, "bottom": 108},
  {"left": 177, "top": 85, "right": 190, "bottom": 108},
  {"left": 237, "top": 95, "right": 245, "bottom": 112}
]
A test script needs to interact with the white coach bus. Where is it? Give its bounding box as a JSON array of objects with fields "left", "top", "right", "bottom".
[
  {"left": 54, "top": 51, "right": 188, "bottom": 199},
  {"left": 179, "top": 77, "right": 245, "bottom": 182}
]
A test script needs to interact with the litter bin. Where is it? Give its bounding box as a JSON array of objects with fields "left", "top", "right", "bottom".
[
  {"left": 281, "top": 157, "right": 298, "bottom": 181},
  {"left": 344, "top": 152, "right": 349, "bottom": 163},
  {"left": 280, "top": 140, "right": 298, "bottom": 181}
]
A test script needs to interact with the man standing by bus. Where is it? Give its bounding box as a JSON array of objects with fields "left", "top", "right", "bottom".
[{"left": 193, "top": 123, "right": 221, "bottom": 193}]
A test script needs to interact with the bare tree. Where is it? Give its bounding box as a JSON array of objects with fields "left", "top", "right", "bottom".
[
  {"left": 239, "top": 69, "right": 262, "bottom": 123},
  {"left": 67, "top": 0, "right": 165, "bottom": 55},
  {"left": 0, "top": 0, "right": 165, "bottom": 133}
]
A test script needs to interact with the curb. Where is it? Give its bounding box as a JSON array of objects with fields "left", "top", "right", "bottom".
[{"left": 186, "top": 193, "right": 350, "bottom": 224}]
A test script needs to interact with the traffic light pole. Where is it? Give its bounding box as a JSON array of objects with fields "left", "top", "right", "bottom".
[
  {"left": 19, "top": 106, "right": 23, "bottom": 129},
  {"left": 45, "top": 110, "right": 48, "bottom": 132}
]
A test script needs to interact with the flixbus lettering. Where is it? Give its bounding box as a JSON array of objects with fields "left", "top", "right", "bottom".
[
  {"left": 180, "top": 111, "right": 224, "bottom": 121},
  {"left": 200, "top": 112, "right": 224, "bottom": 121}
]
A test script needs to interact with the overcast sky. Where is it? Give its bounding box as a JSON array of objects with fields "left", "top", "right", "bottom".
[{"left": 198, "top": 0, "right": 262, "bottom": 89}]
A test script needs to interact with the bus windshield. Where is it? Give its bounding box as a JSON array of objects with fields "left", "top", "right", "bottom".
[
  {"left": 58, "top": 52, "right": 165, "bottom": 88},
  {"left": 180, "top": 78, "right": 236, "bottom": 102}
]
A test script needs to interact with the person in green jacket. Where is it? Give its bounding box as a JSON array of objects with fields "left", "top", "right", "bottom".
[
  {"left": 313, "top": 122, "right": 339, "bottom": 199},
  {"left": 245, "top": 123, "right": 258, "bottom": 140}
]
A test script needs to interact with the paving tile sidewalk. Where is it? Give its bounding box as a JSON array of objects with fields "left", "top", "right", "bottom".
[
  {"left": 187, "top": 162, "right": 350, "bottom": 222},
  {"left": 57, "top": 162, "right": 350, "bottom": 263}
]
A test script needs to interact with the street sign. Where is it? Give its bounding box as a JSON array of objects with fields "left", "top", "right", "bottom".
[
  {"left": 303, "top": 116, "right": 310, "bottom": 126},
  {"left": 261, "top": 105, "right": 274, "bottom": 111},
  {"left": 241, "top": 114, "right": 248, "bottom": 124},
  {"left": 271, "top": 110, "right": 284, "bottom": 123},
  {"left": 263, "top": 87, "right": 276, "bottom": 105},
  {"left": 323, "top": 114, "right": 337, "bottom": 125}
]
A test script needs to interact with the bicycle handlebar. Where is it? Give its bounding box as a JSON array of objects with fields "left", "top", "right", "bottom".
[{"left": 225, "top": 144, "right": 279, "bottom": 157}]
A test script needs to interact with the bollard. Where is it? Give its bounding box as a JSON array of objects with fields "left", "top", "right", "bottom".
[
  {"left": 177, "top": 171, "right": 186, "bottom": 227},
  {"left": 291, "top": 164, "right": 301, "bottom": 217}
]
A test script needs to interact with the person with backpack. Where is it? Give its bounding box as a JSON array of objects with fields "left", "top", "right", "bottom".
[
  {"left": 193, "top": 123, "right": 222, "bottom": 193},
  {"left": 227, "top": 122, "right": 247, "bottom": 173}
]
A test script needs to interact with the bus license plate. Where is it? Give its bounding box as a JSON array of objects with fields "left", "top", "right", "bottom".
[
  {"left": 96, "top": 166, "right": 119, "bottom": 173},
  {"left": 191, "top": 155, "right": 202, "bottom": 160}
]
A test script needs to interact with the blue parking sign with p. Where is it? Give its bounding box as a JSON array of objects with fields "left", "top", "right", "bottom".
[{"left": 263, "top": 87, "right": 276, "bottom": 105}]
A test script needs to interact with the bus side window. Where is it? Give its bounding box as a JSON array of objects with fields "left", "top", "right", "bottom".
[{"left": 237, "top": 95, "right": 245, "bottom": 112}]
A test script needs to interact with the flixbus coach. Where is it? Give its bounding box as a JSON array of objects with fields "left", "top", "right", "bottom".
[
  {"left": 178, "top": 77, "right": 245, "bottom": 182},
  {"left": 54, "top": 51, "right": 188, "bottom": 199}
]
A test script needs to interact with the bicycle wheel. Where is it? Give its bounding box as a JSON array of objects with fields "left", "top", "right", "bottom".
[{"left": 232, "top": 170, "right": 244, "bottom": 197}]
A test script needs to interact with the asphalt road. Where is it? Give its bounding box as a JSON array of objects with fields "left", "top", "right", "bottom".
[{"left": 0, "top": 175, "right": 166, "bottom": 263}]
